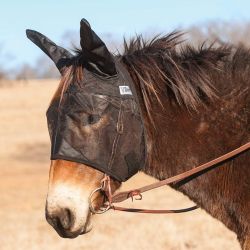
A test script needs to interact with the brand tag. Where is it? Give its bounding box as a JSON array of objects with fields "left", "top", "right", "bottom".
[{"left": 119, "top": 86, "right": 132, "bottom": 95}]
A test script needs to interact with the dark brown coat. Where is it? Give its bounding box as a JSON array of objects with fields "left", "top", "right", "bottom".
[{"left": 121, "top": 33, "right": 250, "bottom": 248}]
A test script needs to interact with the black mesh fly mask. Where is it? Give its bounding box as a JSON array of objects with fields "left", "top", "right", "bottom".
[{"left": 26, "top": 19, "right": 146, "bottom": 182}]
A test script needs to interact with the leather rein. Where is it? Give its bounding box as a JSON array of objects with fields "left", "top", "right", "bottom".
[{"left": 88, "top": 142, "right": 250, "bottom": 214}]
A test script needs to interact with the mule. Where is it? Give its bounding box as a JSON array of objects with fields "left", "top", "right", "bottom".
[{"left": 26, "top": 19, "right": 250, "bottom": 249}]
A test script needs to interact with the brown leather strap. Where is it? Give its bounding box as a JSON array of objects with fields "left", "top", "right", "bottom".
[
  {"left": 100, "top": 142, "right": 250, "bottom": 213},
  {"left": 98, "top": 177, "right": 198, "bottom": 213},
  {"left": 111, "top": 205, "right": 199, "bottom": 213}
]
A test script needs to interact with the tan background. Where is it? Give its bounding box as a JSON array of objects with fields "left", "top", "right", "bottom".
[{"left": 0, "top": 80, "right": 241, "bottom": 250}]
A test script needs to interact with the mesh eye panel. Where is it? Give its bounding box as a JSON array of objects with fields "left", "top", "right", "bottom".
[{"left": 47, "top": 60, "right": 146, "bottom": 181}]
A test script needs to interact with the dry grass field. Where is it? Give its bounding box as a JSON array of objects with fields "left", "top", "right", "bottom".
[{"left": 0, "top": 80, "right": 241, "bottom": 250}]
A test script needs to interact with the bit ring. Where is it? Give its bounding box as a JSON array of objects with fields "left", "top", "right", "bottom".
[{"left": 88, "top": 186, "right": 111, "bottom": 214}]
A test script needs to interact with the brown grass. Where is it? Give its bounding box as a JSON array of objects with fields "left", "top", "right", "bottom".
[{"left": 0, "top": 80, "right": 241, "bottom": 250}]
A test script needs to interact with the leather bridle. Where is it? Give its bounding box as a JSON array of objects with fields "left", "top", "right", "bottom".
[{"left": 89, "top": 142, "right": 250, "bottom": 214}]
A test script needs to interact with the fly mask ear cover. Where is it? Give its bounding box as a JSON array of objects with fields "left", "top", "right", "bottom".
[
  {"left": 47, "top": 60, "right": 146, "bottom": 182},
  {"left": 26, "top": 29, "right": 73, "bottom": 73}
]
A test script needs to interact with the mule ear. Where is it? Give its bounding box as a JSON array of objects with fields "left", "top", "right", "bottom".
[
  {"left": 80, "top": 19, "right": 117, "bottom": 76},
  {"left": 26, "top": 29, "right": 73, "bottom": 73}
]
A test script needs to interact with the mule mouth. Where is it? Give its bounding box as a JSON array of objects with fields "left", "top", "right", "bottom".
[
  {"left": 46, "top": 209, "right": 93, "bottom": 238},
  {"left": 56, "top": 225, "right": 82, "bottom": 239},
  {"left": 57, "top": 227, "right": 93, "bottom": 238},
  {"left": 51, "top": 218, "right": 93, "bottom": 238}
]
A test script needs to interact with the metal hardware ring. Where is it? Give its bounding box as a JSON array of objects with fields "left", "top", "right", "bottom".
[{"left": 88, "top": 186, "right": 111, "bottom": 214}]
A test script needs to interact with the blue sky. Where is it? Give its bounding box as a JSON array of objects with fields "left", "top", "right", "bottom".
[{"left": 1, "top": 0, "right": 250, "bottom": 70}]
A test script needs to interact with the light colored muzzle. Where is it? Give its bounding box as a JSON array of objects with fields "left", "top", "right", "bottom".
[{"left": 46, "top": 182, "right": 93, "bottom": 238}]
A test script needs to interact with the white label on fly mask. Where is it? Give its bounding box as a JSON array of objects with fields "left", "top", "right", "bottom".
[{"left": 119, "top": 86, "right": 132, "bottom": 95}]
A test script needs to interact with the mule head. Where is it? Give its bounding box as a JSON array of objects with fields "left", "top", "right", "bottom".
[{"left": 26, "top": 18, "right": 145, "bottom": 238}]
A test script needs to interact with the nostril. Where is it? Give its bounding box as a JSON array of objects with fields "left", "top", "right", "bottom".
[
  {"left": 46, "top": 208, "right": 75, "bottom": 232},
  {"left": 59, "top": 208, "right": 73, "bottom": 230}
]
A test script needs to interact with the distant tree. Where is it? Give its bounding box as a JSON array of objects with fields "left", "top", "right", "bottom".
[
  {"left": 15, "top": 63, "right": 37, "bottom": 80},
  {"left": 0, "top": 44, "right": 9, "bottom": 80},
  {"left": 34, "top": 56, "right": 59, "bottom": 79},
  {"left": 61, "top": 30, "right": 79, "bottom": 49},
  {"left": 187, "top": 21, "right": 250, "bottom": 47},
  {"left": 0, "top": 70, "right": 6, "bottom": 80}
]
